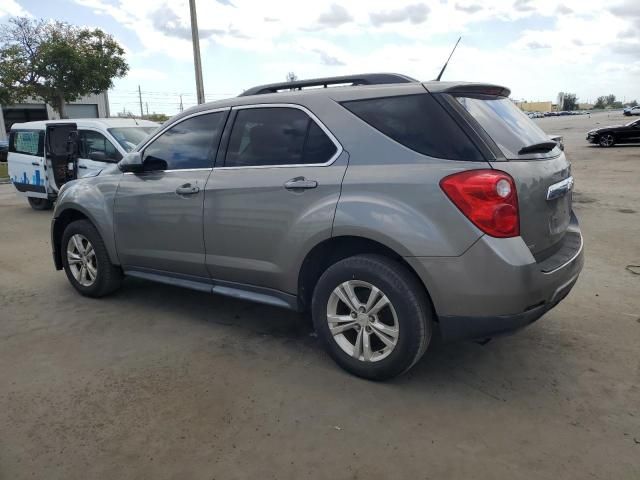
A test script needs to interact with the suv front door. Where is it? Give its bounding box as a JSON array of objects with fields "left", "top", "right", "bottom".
[
  {"left": 114, "top": 109, "right": 228, "bottom": 278},
  {"left": 203, "top": 105, "right": 347, "bottom": 294}
]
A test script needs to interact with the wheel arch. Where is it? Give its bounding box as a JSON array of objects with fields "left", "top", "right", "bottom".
[
  {"left": 297, "top": 235, "right": 436, "bottom": 318},
  {"left": 52, "top": 206, "right": 118, "bottom": 270}
]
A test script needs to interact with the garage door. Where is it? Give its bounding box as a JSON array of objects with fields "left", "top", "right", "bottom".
[{"left": 66, "top": 104, "right": 99, "bottom": 119}]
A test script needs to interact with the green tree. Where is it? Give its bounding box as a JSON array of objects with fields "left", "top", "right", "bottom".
[
  {"left": 605, "top": 94, "right": 616, "bottom": 106},
  {"left": 594, "top": 96, "right": 607, "bottom": 109},
  {"left": 143, "top": 113, "right": 169, "bottom": 123},
  {"left": 0, "top": 17, "right": 128, "bottom": 118},
  {"left": 563, "top": 93, "right": 578, "bottom": 111}
]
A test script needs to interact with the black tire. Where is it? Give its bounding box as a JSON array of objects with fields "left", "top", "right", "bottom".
[
  {"left": 61, "top": 219, "right": 122, "bottom": 297},
  {"left": 28, "top": 197, "right": 53, "bottom": 210},
  {"left": 312, "top": 254, "right": 432, "bottom": 380},
  {"left": 599, "top": 133, "right": 615, "bottom": 147}
]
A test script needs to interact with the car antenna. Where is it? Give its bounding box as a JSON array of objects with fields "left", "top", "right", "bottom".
[
  {"left": 435, "top": 36, "right": 462, "bottom": 81},
  {"left": 127, "top": 112, "right": 139, "bottom": 126}
]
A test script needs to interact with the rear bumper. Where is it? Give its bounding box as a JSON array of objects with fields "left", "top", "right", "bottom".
[{"left": 406, "top": 213, "right": 584, "bottom": 341}]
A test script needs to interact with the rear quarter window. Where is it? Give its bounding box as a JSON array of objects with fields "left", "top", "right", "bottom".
[
  {"left": 9, "top": 130, "right": 44, "bottom": 156},
  {"left": 341, "top": 94, "right": 483, "bottom": 161}
]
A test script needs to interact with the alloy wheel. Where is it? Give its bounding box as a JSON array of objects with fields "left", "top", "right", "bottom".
[
  {"left": 600, "top": 134, "right": 614, "bottom": 147},
  {"left": 67, "top": 234, "right": 98, "bottom": 287},
  {"left": 326, "top": 280, "right": 399, "bottom": 362}
]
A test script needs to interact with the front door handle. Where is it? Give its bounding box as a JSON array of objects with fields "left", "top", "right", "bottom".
[
  {"left": 176, "top": 183, "right": 200, "bottom": 195},
  {"left": 284, "top": 177, "right": 318, "bottom": 190}
]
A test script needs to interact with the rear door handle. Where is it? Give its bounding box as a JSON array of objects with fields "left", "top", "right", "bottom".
[
  {"left": 176, "top": 183, "right": 200, "bottom": 195},
  {"left": 31, "top": 162, "right": 40, "bottom": 166},
  {"left": 78, "top": 165, "right": 87, "bottom": 169},
  {"left": 284, "top": 177, "right": 318, "bottom": 190}
]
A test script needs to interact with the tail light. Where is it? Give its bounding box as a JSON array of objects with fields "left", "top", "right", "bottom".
[{"left": 440, "top": 169, "right": 519, "bottom": 238}]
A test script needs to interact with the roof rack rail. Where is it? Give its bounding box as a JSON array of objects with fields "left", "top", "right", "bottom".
[{"left": 239, "top": 73, "right": 418, "bottom": 97}]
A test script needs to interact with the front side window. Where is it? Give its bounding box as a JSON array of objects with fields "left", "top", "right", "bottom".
[
  {"left": 79, "top": 130, "right": 122, "bottom": 162},
  {"left": 142, "top": 112, "right": 226, "bottom": 171},
  {"left": 224, "top": 107, "right": 337, "bottom": 167},
  {"left": 9, "top": 130, "right": 44, "bottom": 156}
]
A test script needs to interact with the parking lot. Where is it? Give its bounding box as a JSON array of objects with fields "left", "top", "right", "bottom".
[{"left": 0, "top": 110, "right": 638, "bottom": 479}]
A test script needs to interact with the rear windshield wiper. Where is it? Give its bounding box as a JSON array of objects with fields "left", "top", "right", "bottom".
[{"left": 518, "top": 141, "right": 558, "bottom": 155}]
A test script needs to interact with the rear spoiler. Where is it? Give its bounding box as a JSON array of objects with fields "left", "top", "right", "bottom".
[{"left": 437, "top": 84, "right": 511, "bottom": 98}]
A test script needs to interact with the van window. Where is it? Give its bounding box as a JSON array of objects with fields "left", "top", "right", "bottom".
[
  {"left": 9, "top": 130, "right": 44, "bottom": 156},
  {"left": 224, "top": 107, "right": 338, "bottom": 167},
  {"left": 342, "top": 94, "right": 483, "bottom": 161},
  {"left": 142, "top": 112, "right": 226, "bottom": 171},
  {"left": 79, "top": 131, "right": 122, "bottom": 162}
]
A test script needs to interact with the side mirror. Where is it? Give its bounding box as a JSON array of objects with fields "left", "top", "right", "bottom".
[
  {"left": 118, "top": 152, "right": 143, "bottom": 173},
  {"left": 88, "top": 151, "right": 108, "bottom": 162}
]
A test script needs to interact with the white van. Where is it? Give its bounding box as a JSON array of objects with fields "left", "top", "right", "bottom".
[{"left": 8, "top": 118, "right": 158, "bottom": 210}]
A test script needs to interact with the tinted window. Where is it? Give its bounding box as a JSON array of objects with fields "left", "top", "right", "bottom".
[
  {"left": 9, "top": 130, "right": 44, "bottom": 156},
  {"left": 79, "top": 130, "right": 122, "bottom": 162},
  {"left": 342, "top": 94, "right": 483, "bottom": 161},
  {"left": 225, "top": 107, "right": 337, "bottom": 167},
  {"left": 455, "top": 95, "right": 557, "bottom": 159},
  {"left": 142, "top": 112, "right": 226, "bottom": 170}
]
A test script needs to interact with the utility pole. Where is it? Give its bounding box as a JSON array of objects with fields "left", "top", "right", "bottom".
[
  {"left": 146, "top": 102, "right": 149, "bottom": 116},
  {"left": 179, "top": 95, "right": 184, "bottom": 112},
  {"left": 189, "top": 0, "right": 205, "bottom": 104},
  {"left": 138, "top": 85, "right": 144, "bottom": 117}
]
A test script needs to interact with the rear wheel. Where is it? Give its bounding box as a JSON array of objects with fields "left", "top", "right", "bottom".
[
  {"left": 28, "top": 197, "right": 53, "bottom": 210},
  {"left": 312, "top": 254, "right": 432, "bottom": 380},
  {"left": 61, "top": 219, "right": 122, "bottom": 297},
  {"left": 599, "top": 134, "right": 615, "bottom": 147}
]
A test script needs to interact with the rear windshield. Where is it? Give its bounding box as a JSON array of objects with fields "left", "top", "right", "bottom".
[
  {"left": 455, "top": 95, "right": 558, "bottom": 159},
  {"left": 342, "top": 94, "right": 483, "bottom": 161},
  {"left": 108, "top": 127, "right": 157, "bottom": 152}
]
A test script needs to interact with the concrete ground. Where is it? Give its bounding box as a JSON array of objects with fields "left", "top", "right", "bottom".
[{"left": 0, "top": 111, "right": 639, "bottom": 479}]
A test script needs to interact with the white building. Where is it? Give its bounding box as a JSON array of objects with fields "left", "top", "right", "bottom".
[{"left": 0, "top": 92, "right": 110, "bottom": 141}]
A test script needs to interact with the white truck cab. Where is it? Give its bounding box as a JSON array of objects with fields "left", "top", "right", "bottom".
[{"left": 8, "top": 118, "right": 158, "bottom": 210}]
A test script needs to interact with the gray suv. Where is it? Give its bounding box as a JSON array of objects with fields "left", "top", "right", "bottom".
[{"left": 51, "top": 74, "right": 583, "bottom": 380}]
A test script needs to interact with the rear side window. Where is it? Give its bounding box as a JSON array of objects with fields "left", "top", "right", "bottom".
[
  {"left": 225, "top": 107, "right": 338, "bottom": 167},
  {"left": 342, "top": 94, "right": 483, "bottom": 161},
  {"left": 9, "top": 130, "right": 44, "bottom": 156},
  {"left": 455, "top": 95, "right": 557, "bottom": 159},
  {"left": 142, "top": 112, "right": 226, "bottom": 170}
]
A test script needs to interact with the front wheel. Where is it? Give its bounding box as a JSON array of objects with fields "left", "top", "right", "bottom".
[
  {"left": 61, "top": 219, "right": 122, "bottom": 297},
  {"left": 599, "top": 134, "right": 615, "bottom": 147},
  {"left": 28, "top": 197, "right": 53, "bottom": 210},
  {"left": 312, "top": 254, "right": 432, "bottom": 380}
]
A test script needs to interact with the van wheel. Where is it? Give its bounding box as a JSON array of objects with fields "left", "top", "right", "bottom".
[
  {"left": 312, "top": 254, "right": 432, "bottom": 380},
  {"left": 61, "top": 219, "right": 122, "bottom": 297},
  {"left": 599, "top": 134, "right": 615, "bottom": 147},
  {"left": 28, "top": 197, "right": 53, "bottom": 210}
]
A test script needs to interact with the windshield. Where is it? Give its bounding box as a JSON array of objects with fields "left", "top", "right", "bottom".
[
  {"left": 626, "top": 119, "right": 640, "bottom": 127},
  {"left": 108, "top": 127, "right": 157, "bottom": 152},
  {"left": 455, "top": 95, "right": 558, "bottom": 159}
]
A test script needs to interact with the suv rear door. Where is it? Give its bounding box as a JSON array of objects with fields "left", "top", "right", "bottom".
[
  {"left": 449, "top": 93, "right": 573, "bottom": 256},
  {"left": 203, "top": 104, "right": 347, "bottom": 294}
]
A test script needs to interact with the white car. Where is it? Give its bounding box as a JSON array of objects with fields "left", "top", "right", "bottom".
[
  {"left": 8, "top": 118, "right": 158, "bottom": 210},
  {"left": 623, "top": 106, "right": 640, "bottom": 116}
]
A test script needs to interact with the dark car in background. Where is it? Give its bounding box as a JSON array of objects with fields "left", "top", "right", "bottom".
[
  {"left": 0, "top": 139, "right": 8, "bottom": 162},
  {"left": 587, "top": 118, "right": 640, "bottom": 147}
]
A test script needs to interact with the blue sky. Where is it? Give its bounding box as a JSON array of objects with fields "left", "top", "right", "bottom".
[{"left": 1, "top": 0, "right": 639, "bottom": 115}]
